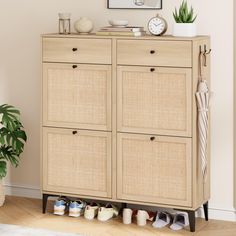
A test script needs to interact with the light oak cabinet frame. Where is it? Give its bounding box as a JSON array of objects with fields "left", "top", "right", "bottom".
[{"left": 41, "top": 34, "right": 211, "bottom": 232}]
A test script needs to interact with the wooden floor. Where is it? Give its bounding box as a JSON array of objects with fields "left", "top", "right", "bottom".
[{"left": 0, "top": 196, "right": 236, "bottom": 236}]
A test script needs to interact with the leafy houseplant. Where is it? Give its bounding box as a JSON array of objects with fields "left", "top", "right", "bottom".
[
  {"left": 0, "top": 104, "right": 27, "bottom": 206},
  {"left": 173, "top": 0, "right": 197, "bottom": 37}
]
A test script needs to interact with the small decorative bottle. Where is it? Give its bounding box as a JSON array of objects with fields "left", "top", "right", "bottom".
[{"left": 58, "top": 13, "right": 71, "bottom": 34}]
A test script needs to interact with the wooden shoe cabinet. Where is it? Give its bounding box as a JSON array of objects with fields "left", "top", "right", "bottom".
[{"left": 41, "top": 34, "right": 211, "bottom": 232}]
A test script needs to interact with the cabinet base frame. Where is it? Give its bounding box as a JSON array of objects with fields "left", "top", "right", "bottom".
[{"left": 42, "top": 194, "right": 209, "bottom": 232}]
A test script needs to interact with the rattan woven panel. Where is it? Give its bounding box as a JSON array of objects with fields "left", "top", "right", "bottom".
[
  {"left": 121, "top": 137, "right": 188, "bottom": 203},
  {"left": 46, "top": 66, "right": 109, "bottom": 128},
  {"left": 121, "top": 70, "right": 188, "bottom": 132},
  {"left": 47, "top": 132, "right": 108, "bottom": 193}
]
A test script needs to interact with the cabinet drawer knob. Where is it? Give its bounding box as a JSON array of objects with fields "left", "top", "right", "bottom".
[
  {"left": 150, "top": 136, "right": 155, "bottom": 141},
  {"left": 150, "top": 50, "right": 156, "bottom": 54},
  {"left": 72, "top": 48, "right": 78, "bottom": 51},
  {"left": 72, "top": 131, "right": 78, "bottom": 135},
  {"left": 150, "top": 68, "right": 155, "bottom": 72},
  {"left": 72, "top": 65, "right": 77, "bottom": 69}
]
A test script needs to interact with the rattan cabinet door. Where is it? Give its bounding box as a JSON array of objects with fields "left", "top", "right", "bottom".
[
  {"left": 43, "top": 63, "right": 111, "bottom": 131},
  {"left": 117, "top": 66, "right": 192, "bottom": 137},
  {"left": 43, "top": 128, "right": 112, "bottom": 198},
  {"left": 117, "top": 133, "right": 192, "bottom": 207}
]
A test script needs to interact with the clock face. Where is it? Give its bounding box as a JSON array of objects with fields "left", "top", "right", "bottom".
[{"left": 148, "top": 17, "right": 167, "bottom": 36}]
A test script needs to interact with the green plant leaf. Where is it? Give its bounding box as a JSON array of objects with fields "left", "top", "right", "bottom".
[
  {"left": 0, "top": 146, "right": 20, "bottom": 167},
  {"left": 191, "top": 14, "right": 197, "bottom": 23},
  {"left": 0, "top": 161, "right": 7, "bottom": 179},
  {"left": 0, "top": 104, "right": 21, "bottom": 131},
  {"left": 0, "top": 104, "right": 27, "bottom": 178},
  {"left": 173, "top": 0, "right": 197, "bottom": 23}
]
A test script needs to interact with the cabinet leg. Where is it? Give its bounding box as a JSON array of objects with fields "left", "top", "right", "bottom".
[
  {"left": 203, "top": 201, "right": 209, "bottom": 221},
  {"left": 120, "top": 203, "right": 127, "bottom": 214},
  {"left": 42, "top": 194, "right": 49, "bottom": 214},
  {"left": 186, "top": 210, "right": 196, "bottom": 232}
]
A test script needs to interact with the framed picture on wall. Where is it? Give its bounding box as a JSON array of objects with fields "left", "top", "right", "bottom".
[{"left": 107, "top": 0, "right": 162, "bottom": 9}]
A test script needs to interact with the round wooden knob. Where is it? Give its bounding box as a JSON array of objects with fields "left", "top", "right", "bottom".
[
  {"left": 72, "top": 65, "right": 77, "bottom": 69},
  {"left": 150, "top": 68, "right": 155, "bottom": 72},
  {"left": 72, "top": 131, "right": 78, "bottom": 135},
  {"left": 150, "top": 137, "right": 155, "bottom": 141}
]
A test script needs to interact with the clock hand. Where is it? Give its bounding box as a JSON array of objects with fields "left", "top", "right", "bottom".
[{"left": 154, "top": 23, "right": 162, "bottom": 27}]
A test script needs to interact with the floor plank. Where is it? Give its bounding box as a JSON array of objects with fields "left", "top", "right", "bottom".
[{"left": 0, "top": 196, "right": 236, "bottom": 236}]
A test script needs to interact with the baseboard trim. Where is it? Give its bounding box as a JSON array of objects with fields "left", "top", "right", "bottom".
[
  {"left": 3, "top": 184, "right": 236, "bottom": 221},
  {"left": 4, "top": 183, "right": 41, "bottom": 199},
  {"left": 197, "top": 207, "right": 236, "bottom": 221}
]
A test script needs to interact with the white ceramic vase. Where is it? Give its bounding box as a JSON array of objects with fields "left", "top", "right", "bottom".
[
  {"left": 0, "top": 179, "right": 5, "bottom": 206},
  {"left": 74, "top": 17, "right": 93, "bottom": 34},
  {"left": 173, "top": 23, "right": 197, "bottom": 37}
]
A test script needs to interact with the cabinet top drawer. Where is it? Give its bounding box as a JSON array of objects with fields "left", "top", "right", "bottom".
[
  {"left": 117, "top": 40, "right": 192, "bottom": 67},
  {"left": 43, "top": 38, "right": 112, "bottom": 64}
]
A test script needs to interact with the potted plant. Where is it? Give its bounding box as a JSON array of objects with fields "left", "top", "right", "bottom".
[
  {"left": 173, "top": 0, "right": 197, "bottom": 37},
  {"left": 0, "top": 104, "right": 27, "bottom": 206}
]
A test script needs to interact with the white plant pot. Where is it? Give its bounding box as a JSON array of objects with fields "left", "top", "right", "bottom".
[
  {"left": 0, "top": 179, "right": 5, "bottom": 206},
  {"left": 173, "top": 23, "right": 197, "bottom": 37}
]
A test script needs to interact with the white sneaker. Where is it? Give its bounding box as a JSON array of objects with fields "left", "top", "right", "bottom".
[
  {"left": 69, "top": 200, "right": 86, "bottom": 217},
  {"left": 84, "top": 202, "right": 100, "bottom": 220},
  {"left": 97, "top": 204, "right": 119, "bottom": 222},
  {"left": 53, "top": 197, "right": 68, "bottom": 216}
]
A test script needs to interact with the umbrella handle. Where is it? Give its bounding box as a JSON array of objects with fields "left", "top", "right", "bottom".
[
  {"left": 199, "top": 45, "right": 211, "bottom": 81},
  {"left": 203, "top": 45, "right": 212, "bottom": 67},
  {"left": 198, "top": 49, "right": 204, "bottom": 81}
]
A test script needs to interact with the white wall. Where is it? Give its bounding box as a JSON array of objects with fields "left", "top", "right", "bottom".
[
  {"left": 0, "top": 0, "right": 235, "bottom": 220},
  {"left": 234, "top": 0, "right": 236, "bottom": 210}
]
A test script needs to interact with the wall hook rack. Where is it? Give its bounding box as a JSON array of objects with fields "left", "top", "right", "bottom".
[
  {"left": 203, "top": 45, "right": 212, "bottom": 56},
  {"left": 199, "top": 44, "right": 212, "bottom": 68}
]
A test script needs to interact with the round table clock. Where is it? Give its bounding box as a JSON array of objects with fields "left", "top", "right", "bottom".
[{"left": 148, "top": 14, "right": 168, "bottom": 36}]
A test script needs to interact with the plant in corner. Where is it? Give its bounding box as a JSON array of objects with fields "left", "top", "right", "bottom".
[
  {"left": 0, "top": 104, "right": 27, "bottom": 206},
  {"left": 173, "top": 0, "right": 197, "bottom": 37}
]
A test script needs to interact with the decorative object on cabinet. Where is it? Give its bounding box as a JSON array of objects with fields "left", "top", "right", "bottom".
[
  {"left": 107, "top": 0, "right": 162, "bottom": 9},
  {"left": 147, "top": 14, "right": 167, "bottom": 36},
  {"left": 58, "top": 13, "right": 71, "bottom": 34},
  {"left": 97, "top": 22, "right": 146, "bottom": 36},
  {"left": 41, "top": 34, "right": 211, "bottom": 232},
  {"left": 173, "top": 0, "right": 197, "bottom": 37},
  {"left": 0, "top": 104, "right": 27, "bottom": 206},
  {"left": 74, "top": 17, "right": 93, "bottom": 34},
  {"left": 108, "top": 20, "right": 129, "bottom": 27}
]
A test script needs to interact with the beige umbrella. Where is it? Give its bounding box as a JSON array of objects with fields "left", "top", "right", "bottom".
[{"left": 196, "top": 80, "right": 211, "bottom": 182}]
